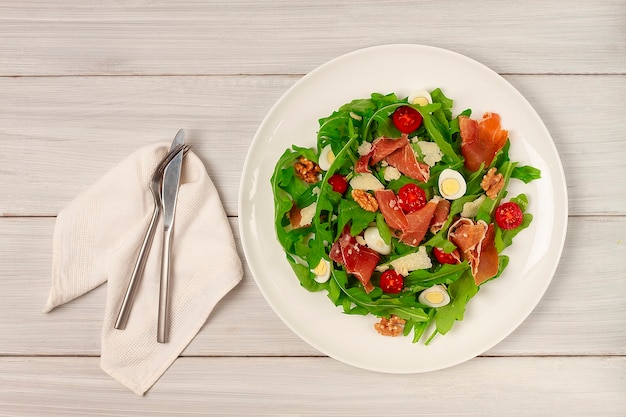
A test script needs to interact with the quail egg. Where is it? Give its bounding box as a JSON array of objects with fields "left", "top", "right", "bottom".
[
  {"left": 311, "top": 259, "right": 331, "bottom": 283},
  {"left": 318, "top": 145, "right": 335, "bottom": 171},
  {"left": 438, "top": 168, "right": 467, "bottom": 200},
  {"left": 407, "top": 89, "right": 432, "bottom": 106},
  {"left": 418, "top": 285, "right": 451, "bottom": 308},
  {"left": 363, "top": 226, "right": 391, "bottom": 255}
]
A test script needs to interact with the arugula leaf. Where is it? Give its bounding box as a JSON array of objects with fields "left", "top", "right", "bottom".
[
  {"left": 418, "top": 109, "right": 460, "bottom": 163},
  {"left": 337, "top": 199, "right": 377, "bottom": 237},
  {"left": 404, "top": 262, "right": 470, "bottom": 291},
  {"left": 430, "top": 88, "right": 454, "bottom": 124},
  {"left": 432, "top": 271, "right": 479, "bottom": 337},
  {"left": 512, "top": 165, "right": 542, "bottom": 183},
  {"left": 286, "top": 256, "right": 327, "bottom": 292},
  {"left": 376, "top": 213, "right": 392, "bottom": 245}
]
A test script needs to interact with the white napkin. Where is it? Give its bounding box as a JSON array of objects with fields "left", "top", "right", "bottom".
[{"left": 43, "top": 142, "right": 243, "bottom": 395}]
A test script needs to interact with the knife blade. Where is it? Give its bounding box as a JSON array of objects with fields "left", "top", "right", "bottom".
[{"left": 157, "top": 130, "right": 185, "bottom": 343}]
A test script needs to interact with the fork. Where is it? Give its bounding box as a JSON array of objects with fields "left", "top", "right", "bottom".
[{"left": 114, "top": 144, "right": 191, "bottom": 330}]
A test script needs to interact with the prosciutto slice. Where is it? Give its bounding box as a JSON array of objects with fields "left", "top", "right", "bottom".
[
  {"left": 374, "top": 189, "right": 409, "bottom": 231},
  {"left": 399, "top": 199, "right": 439, "bottom": 246},
  {"left": 429, "top": 198, "right": 451, "bottom": 234},
  {"left": 355, "top": 153, "right": 372, "bottom": 173},
  {"left": 330, "top": 226, "right": 379, "bottom": 293},
  {"left": 375, "top": 190, "right": 439, "bottom": 247},
  {"left": 460, "top": 112, "right": 509, "bottom": 172},
  {"left": 356, "top": 135, "right": 409, "bottom": 173},
  {"left": 448, "top": 218, "right": 499, "bottom": 285},
  {"left": 385, "top": 143, "right": 430, "bottom": 182},
  {"left": 370, "top": 135, "right": 409, "bottom": 165}
]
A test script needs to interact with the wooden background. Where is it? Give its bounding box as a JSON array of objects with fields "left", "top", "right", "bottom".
[{"left": 1, "top": 1, "right": 625, "bottom": 415}]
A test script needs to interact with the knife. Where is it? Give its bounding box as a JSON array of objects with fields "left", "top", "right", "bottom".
[{"left": 157, "top": 130, "right": 185, "bottom": 343}]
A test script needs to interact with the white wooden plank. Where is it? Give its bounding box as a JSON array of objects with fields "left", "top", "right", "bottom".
[
  {"left": 1, "top": 216, "right": 624, "bottom": 357},
  {"left": 0, "top": 75, "right": 624, "bottom": 217},
  {"left": 0, "top": 1, "right": 624, "bottom": 76},
  {"left": 0, "top": 356, "right": 623, "bottom": 416}
]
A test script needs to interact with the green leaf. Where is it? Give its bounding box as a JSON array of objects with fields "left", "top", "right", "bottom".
[
  {"left": 376, "top": 212, "right": 392, "bottom": 245},
  {"left": 404, "top": 262, "right": 470, "bottom": 290},
  {"left": 433, "top": 271, "right": 479, "bottom": 335},
  {"left": 337, "top": 199, "right": 377, "bottom": 237},
  {"left": 287, "top": 257, "right": 326, "bottom": 292},
  {"left": 418, "top": 110, "right": 460, "bottom": 162},
  {"left": 512, "top": 165, "right": 542, "bottom": 183}
]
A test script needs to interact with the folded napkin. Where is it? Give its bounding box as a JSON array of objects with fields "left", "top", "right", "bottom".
[{"left": 43, "top": 142, "right": 243, "bottom": 395}]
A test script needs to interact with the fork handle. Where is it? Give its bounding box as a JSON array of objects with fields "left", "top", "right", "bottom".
[
  {"left": 157, "top": 227, "right": 174, "bottom": 343},
  {"left": 114, "top": 205, "right": 160, "bottom": 330}
]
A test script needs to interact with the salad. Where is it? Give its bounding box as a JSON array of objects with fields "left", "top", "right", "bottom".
[{"left": 271, "top": 88, "right": 541, "bottom": 344}]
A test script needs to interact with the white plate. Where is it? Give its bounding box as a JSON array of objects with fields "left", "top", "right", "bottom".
[{"left": 238, "top": 44, "right": 568, "bottom": 373}]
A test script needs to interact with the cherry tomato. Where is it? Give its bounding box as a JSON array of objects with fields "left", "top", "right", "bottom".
[
  {"left": 433, "top": 247, "right": 459, "bottom": 265},
  {"left": 380, "top": 270, "right": 404, "bottom": 294},
  {"left": 392, "top": 106, "right": 423, "bottom": 134},
  {"left": 328, "top": 173, "right": 348, "bottom": 194},
  {"left": 397, "top": 183, "right": 427, "bottom": 213},
  {"left": 495, "top": 201, "right": 524, "bottom": 230}
]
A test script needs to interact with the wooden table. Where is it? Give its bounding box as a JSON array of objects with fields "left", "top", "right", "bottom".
[{"left": 1, "top": 1, "right": 624, "bottom": 415}]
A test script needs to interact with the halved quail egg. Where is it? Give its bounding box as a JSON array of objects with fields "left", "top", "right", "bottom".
[
  {"left": 418, "top": 285, "right": 451, "bottom": 308},
  {"left": 318, "top": 145, "right": 335, "bottom": 171},
  {"left": 408, "top": 89, "right": 432, "bottom": 106},
  {"left": 311, "top": 259, "right": 331, "bottom": 283},
  {"left": 438, "top": 168, "right": 467, "bottom": 200}
]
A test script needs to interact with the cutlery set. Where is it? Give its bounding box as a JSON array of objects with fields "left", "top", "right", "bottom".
[{"left": 114, "top": 130, "right": 189, "bottom": 343}]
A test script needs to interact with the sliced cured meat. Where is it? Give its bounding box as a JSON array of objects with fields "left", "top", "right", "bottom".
[
  {"left": 374, "top": 189, "right": 409, "bottom": 231},
  {"left": 376, "top": 190, "right": 439, "bottom": 247},
  {"left": 478, "top": 112, "right": 508, "bottom": 153},
  {"left": 370, "top": 135, "right": 409, "bottom": 165},
  {"left": 473, "top": 223, "right": 499, "bottom": 285},
  {"left": 448, "top": 218, "right": 499, "bottom": 285},
  {"left": 355, "top": 153, "right": 372, "bottom": 173},
  {"left": 385, "top": 143, "right": 430, "bottom": 182},
  {"left": 399, "top": 199, "right": 439, "bottom": 246},
  {"left": 460, "top": 113, "right": 509, "bottom": 172},
  {"left": 331, "top": 226, "right": 379, "bottom": 293},
  {"left": 448, "top": 218, "right": 487, "bottom": 253},
  {"left": 355, "top": 135, "right": 409, "bottom": 172},
  {"left": 429, "top": 198, "right": 450, "bottom": 234}
]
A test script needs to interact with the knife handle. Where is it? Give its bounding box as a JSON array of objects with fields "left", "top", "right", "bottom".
[{"left": 157, "top": 227, "right": 174, "bottom": 343}]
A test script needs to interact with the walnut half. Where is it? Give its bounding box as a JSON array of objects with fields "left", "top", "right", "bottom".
[
  {"left": 480, "top": 167, "right": 505, "bottom": 199},
  {"left": 294, "top": 157, "right": 321, "bottom": 184},
  {"left": 352, "top": 189, "right": 379, "bottom": 212},
  {"left": 374, "top": 315, "right": 406, "bottom": 337}
]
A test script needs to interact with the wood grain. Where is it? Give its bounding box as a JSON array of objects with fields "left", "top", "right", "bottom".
[
  {"left": 0, "top": 356, "right": 623, "bottom": 416},
  {"left": 0, "top": 1, "right": 624, "bottom": 76}
]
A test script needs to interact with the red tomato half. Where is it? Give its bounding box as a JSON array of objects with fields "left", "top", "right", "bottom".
[
  {"left": 392, "top": 106, "right": 423, "bottom": 134},
  {"left": 328, "top": 173, "right": 348, "bottom": 194},
  {"left": 397, "top": 183, "right": 427, "bottom": 213},
  {"left": 495, "top": 202, "right": 523, "bottom": 230},
  {"left": 433, "top": 247, "right": 459, "bottom": 265},
  {"left": 380, "top": 270, "right": 404, "bottom": 293}
]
